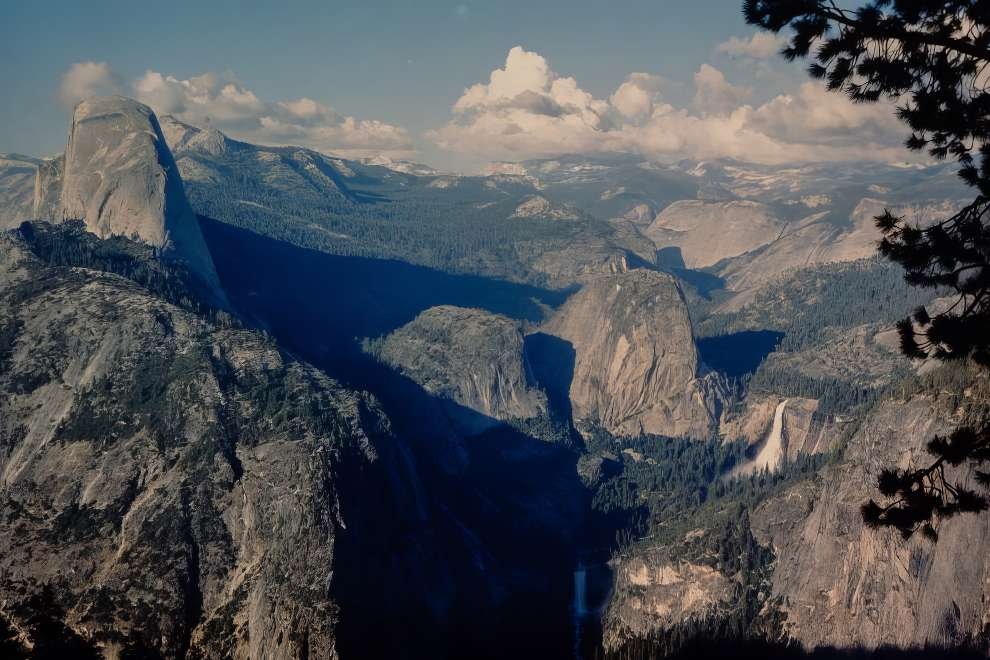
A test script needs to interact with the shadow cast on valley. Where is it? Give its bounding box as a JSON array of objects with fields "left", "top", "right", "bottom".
[
  {"left": 697, "top": 329, "right": 785, "bottom": 378},
  {"left": 200, "top": 216, "right": 570, "bottom": 389},
  {"left": 200, "top": 217, "right": 594, "bottom": 659},
  {"left": 525, "top": 332, "right": 577, "bottom": 424}
]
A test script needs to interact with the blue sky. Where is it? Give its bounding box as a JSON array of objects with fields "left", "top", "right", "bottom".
[{"left": 1, "top": 0, "right": 910, "bottom": 171}]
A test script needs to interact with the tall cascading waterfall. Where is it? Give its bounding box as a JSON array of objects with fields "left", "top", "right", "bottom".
[
  {"left": 728, "top": 398, "right": 790, "bottom": 478},
  {"left": 573, "top": 561, "right": 588, "bottom": 658}
]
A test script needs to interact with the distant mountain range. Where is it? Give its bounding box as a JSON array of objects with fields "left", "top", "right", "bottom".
[{"left": 2, "top": 117, "right": 971, "bottom": 298}]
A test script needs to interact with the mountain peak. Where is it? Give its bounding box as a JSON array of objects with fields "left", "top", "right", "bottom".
[
  {"left": 57, "top": 96, "right": 226, "bottom": 302},
  {"left": 158, "top": 114, "right": 229, "bottom": 156}
]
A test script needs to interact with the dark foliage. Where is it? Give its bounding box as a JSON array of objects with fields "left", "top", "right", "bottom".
[
  {"left": 14, "top": 220, "right": 236, "bottom": 326},
  {"left": 0, "top": 612, "right": 27, "bottom": 658},
  {"left": 183, "top": 163, "right": 627, "bottom": 288},
  {"left": 744, "top": 0, "right": 990, "bottom": 539},
  {"left": 579, "top": 428, "right": 831, "bottom": 656},
  {"left": 583, "top": 429, "right": 828, "bottom": 552},
  {"left": 699, "top": 258, "right": 940, "bottom": 352},
  {"left": 878, "top": 199, "right": 990, "bottom": 367},
  {"left": 744, "top": 0, "right": 990, "bottom": 194},
  {"left": 8, "top": 585, "right": 102, "bottom": 659}
]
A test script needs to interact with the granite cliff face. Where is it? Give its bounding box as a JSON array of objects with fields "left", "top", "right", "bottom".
[
  {"left": 31, "top": 155, "right": 63, "bottom": 224},
  {"left": 542, "top": 270, "right": 726, "bottom": 439},
  {"left": 0, "top": 226, "right": 423, "bottom": 658},
  {"left": 54, "top": 97, "right": 223, "bottom": 297},
  {"left": 645, "top": 200, "right": 787, "bottom": 269},
  {"left": 753, "top": 379, "right": 990, "bottom": 650},
  {"left": 601, "top": 374, "right": 990, "bottom": 655},
  {"left": 723, "top": 396, "right": 835, "bottom": 476},
  {"left": 604, "top": 548, "right": 737, "bottom": 647},
  {"left": 369, "top": 306, "right": 548, "bottom": 434},
  {"left": 0, "top": 155, "right": 42, "bottom": 229},
  {"left": 0, "top": 100, "right": 226, "bottom": 303}
]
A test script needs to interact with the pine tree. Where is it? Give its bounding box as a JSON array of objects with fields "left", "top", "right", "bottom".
[{"left": 743, "top": 0, "right": 990, "bottom": 539}]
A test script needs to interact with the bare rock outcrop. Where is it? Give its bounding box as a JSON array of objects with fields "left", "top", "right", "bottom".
[
  {"left": 0, "top": 228, "right": 409, "bottom": 657},
  {"left": 716, "top": 199, "right": 964, "bottom": 306},
  {"left": 604, "top": 549, "right": 736, "bottom": 649},
  {"left": 542, "top": 270, "right": 726, "bottom": 439},
  {"left": 645, "top": 200, "right": 787, "bottom": 269},
  {"left": 599, "top": 377, "right": 990, "bottom": 656},
  {"left": 50, "top": 97, "right": 223, "bottom": 299},
  {"left": 31, "top": 154, "right": 63, "bottom": 222},
  {"left": 0, "top": 154, "right": 42, "bottom": 228},
  {"left": 752, "top": 380, "right": 990, "bottom": 650},
  {"left": 723, "top": 396, "right": 834, "bottom": 475},
  {"left": 370, "top": 305, "right": 548, "bottom": 434}
]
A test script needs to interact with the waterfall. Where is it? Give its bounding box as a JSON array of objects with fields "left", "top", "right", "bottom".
[
  {"left": 573, "top": 562, "right": 588, "bottom": 659},
  {"left": 751, "top": 398, "right": 788, "bottom": 472},
  {"left": 574, "top": 563, "right": 587, "bottom": 618},
  {"left": 729, "top": 398, "right": 789, "bottom": 478}
]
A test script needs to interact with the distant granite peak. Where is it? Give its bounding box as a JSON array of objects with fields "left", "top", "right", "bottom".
[
  {"left": 50, "top": 96, "right": 225, "bottom": 300},
  {"left": 543, "top": 269, "right": 726, "bottom": 439},
  {"left": 158, "top": 114, "right": 229, "bottom": 156}
]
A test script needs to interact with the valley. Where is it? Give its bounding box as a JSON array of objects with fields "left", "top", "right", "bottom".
[{"left": 0, "top": 95, "right": 987, "bottom": 660}]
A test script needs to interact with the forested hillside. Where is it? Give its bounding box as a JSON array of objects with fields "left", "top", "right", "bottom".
[{"left": 165, "top": 119, "right": 654, "bottom": 288}]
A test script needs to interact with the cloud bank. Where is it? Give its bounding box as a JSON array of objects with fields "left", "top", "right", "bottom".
[
  {"left": 429, "top": 45, "right": 910, "bottom": 165},
  {"left": 60, "top": 40, "right": 914, "bottom": 167},
  {"left": 132, "top": 70, "right": 413, "bottom": 158},
  {"left": 60, "top": 62, "right": 414, "bottom": 158},
  {"left": 133, "top": 71, "right": 412, "bottom": 157}
]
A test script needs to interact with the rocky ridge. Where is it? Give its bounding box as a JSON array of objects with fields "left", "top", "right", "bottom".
[
  {"left": 753, "top": 378, "right": 990, "bottom": 650},
  {"left": 601, "top": 371, "right": 990, "bottom": 655},
  {"left": 0, "top": 227, "right": 407, "bottom": 657},
  {"left": 0, "top": 155, "right": 42, "bottom": 229}
]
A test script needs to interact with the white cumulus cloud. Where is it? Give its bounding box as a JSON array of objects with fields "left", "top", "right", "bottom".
[
  {"left": 430, "top": 46, "right": 910, "bottom": 165},
  {"left": 59, "top": 61, "right": 122, "bottom": 108},
  {"left": 429, "top": 46, "right": 616, "bottom": 160},
  {"left": 57, "top": 62, "right": 414, "bottom": 158},
  {"left": 131, "top": 70, "right": 413, "bottom": 158},
  {"left": 716, "top": 32, "right": 788, "bottom": 59},
  {"left": 692, "top": 64, "right": 750, "bottom": 115},
  {"left": 610, "top": 73, "right": 664, "bottom": 119}
]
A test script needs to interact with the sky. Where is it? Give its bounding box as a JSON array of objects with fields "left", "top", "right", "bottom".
[{"left": 0, "top": 0, "right": 913, "bottom": 172}]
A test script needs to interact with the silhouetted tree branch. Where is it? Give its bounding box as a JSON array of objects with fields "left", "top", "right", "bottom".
[{"left": 743, "top": 0, "right": 990, "bottom": 539}]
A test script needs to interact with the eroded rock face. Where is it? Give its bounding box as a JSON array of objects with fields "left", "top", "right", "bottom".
[
  {"left": 32, "top": 155, "right": 63, "bottom": 223},
  {"left": 645, "top": 200, "right": 787, "bottom": 269},
  {"left": 542, "top": 270, "right": 725, "bottom": 439},
  {"left": 0, "top": 230, "right": 405, "bottom": 657},
  {"left": 753, "top": 384, "right": 990, "bottom": 650},
  {"left": 716, "top": 199, "right": 964, "bottom": 306},
  {"left": 604, "top": 548, "right": 735, "bottom": 649},
  {"left": 371, "top": 305, "right": 548, "bottom": 434},
  {"left": 0, "top": 154, "right": 42, "bottom": 229},
  {"left": 608, "top": 380, "right": 990, "bottom": 654},
  {"left": 56, "top": 97, "right": 223, "bottom": 297}
]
